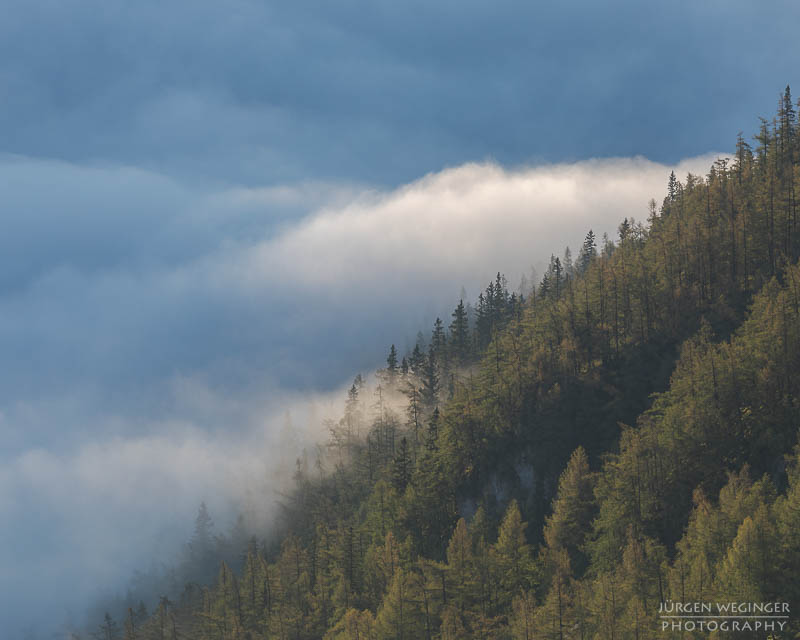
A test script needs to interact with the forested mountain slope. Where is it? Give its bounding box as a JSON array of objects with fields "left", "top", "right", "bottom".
[{"left": 90, "top": 88, "right": 800, "bottom": 639}]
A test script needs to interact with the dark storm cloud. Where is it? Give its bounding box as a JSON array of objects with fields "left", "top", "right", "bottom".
[{"left": 1, "top": 0, "right": 797, "bottom": 185}]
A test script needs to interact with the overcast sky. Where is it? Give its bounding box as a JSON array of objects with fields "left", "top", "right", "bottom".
[{"left": 1, "top": 0, "right": 799, "bottom": 637}]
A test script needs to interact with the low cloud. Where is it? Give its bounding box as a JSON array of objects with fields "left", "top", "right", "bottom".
[
  {"left": 246, "top": 155, "right": 718, "bottom": 298},
  {"left": 0, "top": 152, "right": 720, "bottom": 636}
]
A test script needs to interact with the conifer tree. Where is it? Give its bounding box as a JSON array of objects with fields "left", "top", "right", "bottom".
[
  {"left": 386, "top": 345, "right": 399, "bottom": 384},
  {"left": 714, "top": 505, "right": 776, "bottom": 602},
  {"left": 392, "top": 438, "right": 412, "bottom": 492},
  {"left": 440, "top": 604, "right": 468, "bottom": 640},
  {"left": 420, "top": 345, "right": 439, "bottom": 412},
  {"left": 542, "top": 447, "right": 595, "bottom": 576},
  {"left": 95, "top": 613, "right": 120, "bottom": 640},
  {"left": 425, "top": 408, "right": 439, "bottom": 452},
  {"left": 324, "top": 608, "right": 377, "bottom": 640},
  {"left": 491, "top": 500, "right": 534, "bottom": 611},
  {"left": 536, "top": 548, "right": 573, "bottom": 640},
  {"left": 375, "top": 568, "right": 425, "bottom": 640},
  {"left": 446, "top": 518, "right": 479, "bottom": 614},
  {"left": 449, "top": 299, "right": 470, "bottom": 365},
  {"left": 577, "top": 229, "right": 597, "bottom": 273},
  {"left": 409, "top": 344, "right": 425, "bottom": 376},
  {"left": 344, "top": 380, "right": 363, "bottom": 440},
  {"left": 562, "top": 246, "right": 574, "bottom": 278}
]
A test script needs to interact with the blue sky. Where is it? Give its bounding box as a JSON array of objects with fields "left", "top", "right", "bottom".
[{"left": 1, "top": 0, "right": 798, "bottom": 636}]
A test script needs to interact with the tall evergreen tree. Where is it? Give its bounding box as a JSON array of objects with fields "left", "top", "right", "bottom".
[
  {"left": 386, "top": 345, "right": 399, "bottom": 384},
  {"left": 542, "top": 447, "right": 595, "bottom": 576},
  {"left": 449, "top": 299, "right": 470, "bottom": 365},
  {"left": 392, "top": 438, "right": 412, "bottom": 492},
  {"left": 491, "top": 500, "right": 534, "bottom": 611},
  {"left": 420, "top": 345, "right": 439, "bottom": 412},
  {"left": 425, "top": 408, "right": 440, "bottom": 452},
  {"left": 577, "top": 229, "right": 597, "bottom": 274}
]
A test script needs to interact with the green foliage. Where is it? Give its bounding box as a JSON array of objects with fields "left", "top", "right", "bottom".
[
  {"left": 542, "top": 446, "right": 595, "bottom": 577},
  {"left": 491, "top": 500, "right": 535, "bottom": 611}
]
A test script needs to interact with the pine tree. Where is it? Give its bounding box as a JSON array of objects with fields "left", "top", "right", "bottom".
[
  {"left": 618, "top": 528, "right": 667, "bottom": 627},
  {"left": 449, "top": 299, "right": 470, "bottom": 365},
  {"left": 779, "top": 85, "right": 796, "bottom": 158},
  {"left": 392, "top": 438, "right": 412, "bottom": 492},
  {"left": 509, "top": 590, "right": 536, "bottom": 640},
  {"left": 475, "top": 292, "right": 491, "bottom": 349},
  {"left": 95, "top": 613, "right": 120, "bottom": 640},
  {"left": 344, "top": 380, "right": 362, "bottom": 439},
  {"left": 536, "top": 548, "right": 573, "bottom": 640},
  {"left": 187, "top": 502, "right": 216, "bottom": 585},
  {"left": 562, "top": 246, "right": 574, "bottom": 278},
  {"left": 538, "top": 270, "right": 551, "bottom": 299},
  {"left": 425, "top": 408, "right": 439, "bottom": 452},
  {"left": 491, "top": 500, "right": 534, "bottom": 611},
  {"left": 667, "top": 170, "right": 679, "bottom": 202},
  {"left": 577, "top": 229, "right": 597, "bottom": 274},
  {"left": 440, "top": 604, "right": 468, "bottom": 640},
  {"left": 601, "top": 231, "right": 614, "bottom": 257},
  {"left": 431, "top": 318, "right": 446, "bottom": 360},
  {"left": 541, "top": 255, "right": 563, "bottom": 298},
  {"left": 420, "top": 345, "right": 439, "bottom": 412},
  {"left": 715, "top": 506, "right": 777, "bottom": 602},
  {"left": 324, "top": 608, "right": 377, "bottom": 640},
  {"left": 386, "top": 345, "right": 399, "bottom": 384},
  {"left": 409, "top": 344, "right": 425, "bottom": 376},
  {"left": 542, "top": 447, "right": 595, "bottom": 576},
  {"left": 375, "top": 568, "right": 425, "bottom": 640},
  {"left": 446, "top": 518, "right": 479, "bottom": 614},
  {"left": 123, "top": 608, "right": 137, "bottom": 640}
]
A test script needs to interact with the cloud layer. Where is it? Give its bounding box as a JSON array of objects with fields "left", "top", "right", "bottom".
[
  {"left": 247, "top": 156, "right": 718, "bottom": 295},
  {"left": 0, "top": 0, "right": 796, "bottom": 185}
]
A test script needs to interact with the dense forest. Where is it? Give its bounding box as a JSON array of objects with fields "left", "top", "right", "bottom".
[{"left": 82, "top": 88, "right": 800, "bottom": 639}]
